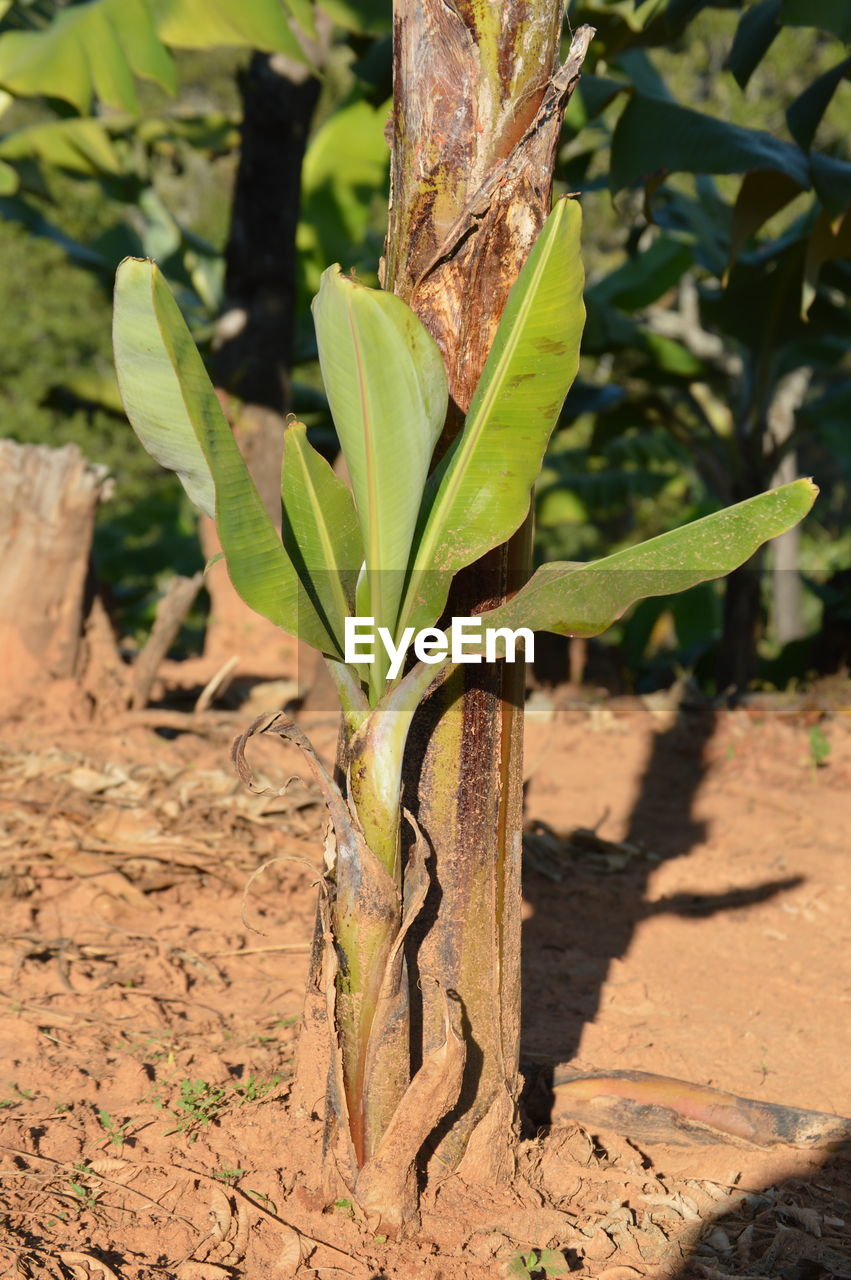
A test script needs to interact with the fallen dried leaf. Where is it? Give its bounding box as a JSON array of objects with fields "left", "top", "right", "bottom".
[
  {"left": 175, "top": 1265, "right": 233, "bottom": 1280},
  {"left": 704, "top": 1225, "right": 733, "bottom": 1253},
  {"left": 67, "top": 767, "right": 120, "bottom": 794},
  {"left": 777, "top": 1201, "right": 822, "bottom": 1236},
  {"left": 736, "top": 1222, "right": 754, "bottom": 1260},
  {"left": 274, "top": 1225, "right": 305, "bottom": 1275},
  {"left": 59, "top": 1254, "right": 120, "bottom": 1280},
  {"left": 208, "top": 1184, "right": 233, "bottom": 1243},
  {"left": 87, "top": 1157, "right": 132, "bottom": 1178},
  {"left": 640, "top": 1191, "right": 702, "bottom": 1222},
  {"left": 580, "top": 1228, "right": 616, "bottom": 1261}
]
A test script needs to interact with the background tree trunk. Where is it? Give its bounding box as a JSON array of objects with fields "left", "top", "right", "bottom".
[
  {"left": 0, "top": 441, "right": 113, "bottom": 712},
  {"left": 717, "top": 366, "right": 812, "bottom": 692},
  {"left": 203, "top": 46, "right": 323, "bottom": 676},
  {"left": 769, "top": 368, "right": 811, "bottom": 647},
  {"left": 384, "top": 5, "right": 592, "bottom": 1180}
]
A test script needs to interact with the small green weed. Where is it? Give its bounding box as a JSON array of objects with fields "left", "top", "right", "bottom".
[
  {"left": 67, "top": 1163, "right": 101, "bottom": 1213},
  {"left": 254, "top": 1014, "right": 300, "bottom": 1045},
  {"left": 233, "top": 1073, "right": 281, "bottom": 1103},
  {"left": 505, "top": 1248, "right": 570, "bottom": 1279},
  {"left": 214, "top": 1166, "right": 248, "bottom": 1185},
  {"left": 0, "top": 1083, "right": 37, "bottom": 1110},
  {"left": 155, "top": 1074, "right": 282, "bottom": 1140},
  {"left": 756, "top": 1055, "right": 772, "bottom": 1084},
  {"left": 96, "top": 1108, "right": 131, "bottom": 1146},
  {"left": 243, "top": 1186, "right": 277, "bottom": 1214},
  {"left": 158, "top": 1079, "right": 230, "bottom": 1136},
  {"left": 808, "top": 725, "right": 831, "bottom": 770}
]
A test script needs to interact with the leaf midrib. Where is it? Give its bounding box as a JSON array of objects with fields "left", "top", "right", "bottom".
[{"left": 395, "top": 220, "right": 558, "bottom": 637}]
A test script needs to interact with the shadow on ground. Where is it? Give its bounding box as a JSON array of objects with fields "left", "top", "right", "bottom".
[
  {"left": 519, "top": 701, "right": 802, "bottom": 1121},
  {"left": 518, "top": 698, "right": 851, "bottom": 1277},
  {"left": 667, "top": 1149, "right": 851, "bottom": 1279}
]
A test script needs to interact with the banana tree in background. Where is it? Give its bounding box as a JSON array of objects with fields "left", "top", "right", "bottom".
[{"left": 113, "top": 2, "right": 816, "bottom": 1229}]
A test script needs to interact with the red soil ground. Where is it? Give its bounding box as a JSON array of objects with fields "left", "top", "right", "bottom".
[{"left": 1, "top": 675, "right": 849, "bottom": 1277}]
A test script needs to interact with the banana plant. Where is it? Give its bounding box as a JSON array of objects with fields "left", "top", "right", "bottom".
[{"left": 112, "top": 195, "right": 816, "bottom": 1225}]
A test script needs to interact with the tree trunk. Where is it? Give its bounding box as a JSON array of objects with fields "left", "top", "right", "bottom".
[
  {"left": 204, "top": 47, "right": 322, "bottom": 674},
  {"left": 384, "top": 6, "right": 592, "bottom": 1180},
  {"left": 717, "top": 365, "right": 812, "bottom": 691},
  {"left": 0, "top": 441, "right": 110, "bottom": 709},
  {"left": 768, "top": 368, "right": 811, "bottom": 647},
  {"left": 717, "top": 559, "right": 763, "bottom": 695}
]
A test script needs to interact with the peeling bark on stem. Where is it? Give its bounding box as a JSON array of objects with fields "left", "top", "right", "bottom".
[{"left": 385, "top": 7, "right": 593, "bottom": 1181}]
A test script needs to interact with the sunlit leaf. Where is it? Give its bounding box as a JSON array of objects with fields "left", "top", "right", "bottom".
[
  {"left": 312, "top": 264, "right": 448, "bottom": 672},
  {"left": 113, "top": 257, "right": 338, "bottom": 652},
  {"left": 477, "top": 481, "right": 818, "bottom": 641},
  {"left": 150, "top": 0, "right": 307, "bottom": 61},
  {"left": 0, "top": 0, "right": 308, "bottom": 115},
  {"left": 397, "top": 198, "right": 585, "bottom": 637},
  {"left": 317, "top": 0, "right": 392, "bottom": 34},
  {"left": 0, "top": 118, "right": 121, "bottom": 176},
  {"left": 297, "top": 95, "right": 390, "bottom": 294},
  {"left": 0, "top": 0, "right": 177, "bottom": 113},
  {"left": 0, "top": 156, "right": 17, "bottom": 193}
]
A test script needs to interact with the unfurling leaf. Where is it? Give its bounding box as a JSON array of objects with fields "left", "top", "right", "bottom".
[{"left": 312, "top": 264, "right": 448, "bottom": 680}]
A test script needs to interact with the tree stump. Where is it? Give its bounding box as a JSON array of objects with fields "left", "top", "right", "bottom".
[{"left": 0, "top": 441, "right": 110, "bottom": 695}]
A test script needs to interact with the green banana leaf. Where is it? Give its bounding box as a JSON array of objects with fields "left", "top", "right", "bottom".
[
  {"left": 786, "top": 55, "right": 851, "bottom": 153},
  {"left": 281, "top": 421, "right": 362, "bottom": 650},
  {"left": 397, "top": 197, "right": 585, "bottom": 637},
  {"left": 0, "top": 0, "right": 307, "bottom": 116},
  {"left": 727, "top": 0, "right": 781, "bottom": 91},
  {"left": 150, "top": 0, "right": 307, "bottom": 60},
  {"left": 0, "top": 158, "right": 18, "bottom": 195},
  {"left": 610, "top": 94, "right": 811, "bottom": 195},
  {"left": 476, "top": 480, "right": 817, "bottom": 642},
  {"left": 0, "top": 0, "right": 176, "bottom": 114},
  {"left": 298, "top": 96, "right": 390, "bottom": 296},
  {"left": 0, "top": 118, "right": 122, "bottom": 177},
  {"left": 780, "top": 0, "right": 851, "bottom": 40},
  {"left": 311, "top": 264, "right": 448, "bottom": 658},
  {"left": 113, "top": 257, "right": 338, "bottom": 654}
]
